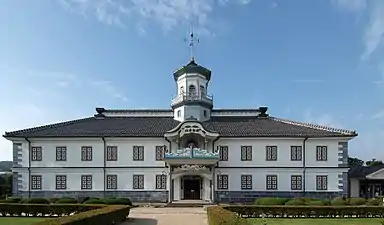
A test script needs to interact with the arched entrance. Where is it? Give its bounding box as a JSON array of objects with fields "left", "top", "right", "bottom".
[{"left": 181, "top": 175, "right": 202, "bottom": 200}]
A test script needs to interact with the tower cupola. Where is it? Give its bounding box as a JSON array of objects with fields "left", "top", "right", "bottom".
[{"left": 171, "top": 31, "right": 213, "bottom": 122}]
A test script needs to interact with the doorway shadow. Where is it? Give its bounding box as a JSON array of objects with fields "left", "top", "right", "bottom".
[{"left": 123, "top": 218, "right": 157, "bottom": 225}]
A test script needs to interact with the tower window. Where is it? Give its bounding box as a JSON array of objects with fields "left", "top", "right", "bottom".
[
  {"left": 177, "top": 110, "right": 181, "bottom": 117},
  {"left": 204, "top": 110, "right": 207, "bottom": 117},
  {"left": 200, "top": 86, "right": 205, "bottom": 95},
  {"left": 188, "top": 85, "right": 196, "bottom": 96},
  {"left": 180, "top": 86, "right": 184, "bottom": 94}
]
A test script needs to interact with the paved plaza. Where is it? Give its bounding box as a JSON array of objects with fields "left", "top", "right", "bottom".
[{"left": 122, "top": 207, "right": 208, "bottom": 225}]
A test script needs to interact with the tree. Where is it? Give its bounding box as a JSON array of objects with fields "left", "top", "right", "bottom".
[
  {"left": 366, "top": 158, "right": 384, "bottom": 166},
  {"left": 348, "top": 157, "right": 364, "bottom": 166}
]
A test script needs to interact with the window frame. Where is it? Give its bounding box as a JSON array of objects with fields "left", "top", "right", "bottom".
[
  {"left": 31, "top": 175, "right": 42, "bottom": 190},
  {"left": 81, "top": 146, "right": 93, "bottom": 161},
  {"left": 316, "top": 146, "right": 328, "bottom": 161},
  {"left": 266, "top": 146, "right": 278, "bottom": 161},
  {"left": 31, "top": 147, "right": 42, "bottom": 161},
  {"left": 56, "top": 146, "right": 67, "bottom": 161},
  {"left": 240, "top": 146, "right": 252, "bottom": 161},
  {"left": 290, "top": 146, "right": 302, "bottom": 161},
  {"left": 133, "top": 175, "right": 144, "bottom": 189},
  {"left": 106, "top": 146, "right": 118, "bottom": 161},
  {"left": 217, "top": 175, "right": 229, "bottom": 190},
  {"left": 155, "top": 175, "right": 167, "bottom": 189},
  {"left": 133, "top": 146, "right": 144, "bottom": 161},
  {"left": 219, "top": 146, "right": 229, "bottom": 161},
  {"left": 266, "top": 175, "right": 278, "bottom": 190},
  {"left": 55, "top": 175, "right": 67, "bottom": 190},
  {"left": 241, "top": 175, "right": 252, "bottom": 190},
  {"left": 316, "top": 175, "right": 328, "bottom": 190},
  {"left": 106, "top": 174, "right": 118, "bottom": 189},
  {"left": 291, "top": 175, "right": 303, "bottom": 190},
  {"left": 81, "top": 175, "right": 93, "bottom": 190}
]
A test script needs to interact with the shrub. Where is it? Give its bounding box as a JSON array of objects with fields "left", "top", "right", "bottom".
[
  {"left": 226, "top": 205, "right": 384, "bottom": 218},
  {"left": 103, "top": 198, "right": 132, "bottom": 206},
  {"left": 255, "top": 198, "right": 288, "bottom": 205},
  {"left": 32, "top": 205, "right": 130, "bottom": 225},
  {"left": 367, "top": 197, "right": 382, "bottom": 206},
  {"left": 23, "top": 198, "right": 51, "bottom": 204},
  {"left": 49, "top": 198, "right": 59, "bottom": 204},
  {"left": 285, "top": 198, "right": 306, "bottom": 205},
  {"left": 0, "top": 197, "right": 22, "bottom": 203},
  {"left": 0, "top": 203, "right": 101, "bottom": 217},
  {"left": 207, "top": 206, "right": 250, "bottom": 225},
  {"left": 306, "top": 200, "right": 326, "bottom": 206},
  {"left": 330, "top": 197, "right": 346, "bottom": 206},
  {"left": 348, "top": 197, "right": 366, "bottom": 205},
  {"left": 84, "top": 199, "right": 105, "bottom": 204},
  {"left": 55, "top": 197, "right": 78, "bottom": 204}
]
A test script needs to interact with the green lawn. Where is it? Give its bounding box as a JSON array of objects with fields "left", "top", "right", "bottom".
[
  {"left": 250, "top": 218, "right": 384, "bottom": 225},
  {"left": 0, "top": 217, "right": 47, "bottom": 225}
]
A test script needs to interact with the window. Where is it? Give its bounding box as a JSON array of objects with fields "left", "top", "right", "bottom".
[
  {"left": 200, "top": 85, "right": 205, "bottom": 95},
  {"left": 203, "top": 110, "right": 207, "bottom": 117},
  {"left": 56, "top": 175, "right": 67, "bottom": 190},
  {"left": 56, "top": 147, "right": 67, "bottom": 161},
  {"left": 266, "top": 146, "right": 278, "bottom": 161},
  {"left": 31, "top": 147, "right": 42, "bottom": 161},
  {"left": 241, "top": 146, "right": 252, "bottom": 161},
  {"left": 291, "top": 175, "right": 302, "bottom": 190},
  {"left": 219, "top": 146, "right": 229, "bottom": 161},
  {"left": 316, "top": 175, "right": 328, "bottom": 190},
  {"left": 177, "top": 110, "right": 181, "bottom": 117},
  {"left": 290, "top": 146, "right": 302, "bottom": 161},
  {"left": 316, "top": 146, "right": 328, "bottom": 161},
  {"left": 188, "top": 85, "right": 196, "bottom": 96},
  {"left": 155, "top": 175, "right": 167, "bottom": 189},
  {"left": 155, "top": 146, "right": 165, "bottom": 161},
  {"left": 107, "top": 146, "right": 118, "bottom": 161},
  {"left": 266, "top": 175, "right": 278, "bottom": 190},
  {"left": 81, "top": 175, "right": 92, "bottom": 190},
  {"left": 107, "top": 175, "right": 118, "bottom": 189},
  {"left": 133, "top": 146, "right": 144, "bottom": 161},
  {"left": 217, "top": 175, "right": 228, "bottom": 189},
  {"left": 133, "top": 175, "right": 144, "bottom": 189},
  {"left": 241, "top": 175, "right": 252, "bottom": 190},
  {"left": 31, "top": 175, "right": 42, "bottom": 190},
  {"left": 180, "top": 86, "right": 184, "bottom": 94},
  {"left": 81, "top": 146, "right": 92, "bottom": 161}
]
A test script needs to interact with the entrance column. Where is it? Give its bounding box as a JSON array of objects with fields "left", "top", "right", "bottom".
[
  {"left": 168, "top": 168, "right": 172, "bottom": 203},
  {"left": 211, "top": 166, "right": 215, "bottom": 203}
]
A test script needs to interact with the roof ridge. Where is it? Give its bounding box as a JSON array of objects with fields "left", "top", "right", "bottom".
[
  {"left": 4, "top": 117, "right": 95, "bottom": 136},
  {"left": 272, "top": 117, "right": 357, "bottom": 136}
]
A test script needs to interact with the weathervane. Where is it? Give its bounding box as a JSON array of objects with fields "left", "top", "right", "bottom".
[{"left": 184, "top": 27, "right": 199, "bottom": 62}]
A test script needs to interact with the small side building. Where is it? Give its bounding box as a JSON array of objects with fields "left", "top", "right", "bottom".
[{"left": 349, "top": 165, "right": 384, "bottom": 198}]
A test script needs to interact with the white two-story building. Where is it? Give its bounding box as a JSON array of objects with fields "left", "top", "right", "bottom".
[{"left": 3, "top": 54, "right": 357, "bottom": 203}]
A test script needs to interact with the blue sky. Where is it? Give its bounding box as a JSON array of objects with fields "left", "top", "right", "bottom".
[{"left": 1, "top": 0, "right": 383, "bottom": 161}]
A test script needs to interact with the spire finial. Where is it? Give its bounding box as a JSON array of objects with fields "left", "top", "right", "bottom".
[{"left": 186, "top": 27, "right": 199, "bottom": 62}]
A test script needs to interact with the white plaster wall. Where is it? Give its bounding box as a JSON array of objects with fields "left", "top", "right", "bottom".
[
  {"left": 215, "top": 168, "right": 344, "bottom": 192},
  {"left": 14, "top": 138, "right": 168, "bottom": 168},
  {"left": 217, "top": 138, "right": 342, "bottom": 167},
  {"left": 349, "top": 178, "right": 360, "bottom": 197},
  {"left": 18, "top": 168, "right": 168, "bottom": 192}
]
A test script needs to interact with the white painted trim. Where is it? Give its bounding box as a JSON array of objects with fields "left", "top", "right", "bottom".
[{"left": 366, "top": 168, "right": 384, "bottom": 179}]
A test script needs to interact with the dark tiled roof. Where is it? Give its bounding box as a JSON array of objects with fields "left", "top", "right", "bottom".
[
  {"left": 4, "top": 115, "right": 357, "bottom": 138},
  {"left": 349, "top": 165, "right": 384, "bottom": 178}
]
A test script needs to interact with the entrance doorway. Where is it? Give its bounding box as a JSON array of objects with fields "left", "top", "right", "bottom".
[{"left": 182, "top": 176, "right": 201, "bottom": 200}]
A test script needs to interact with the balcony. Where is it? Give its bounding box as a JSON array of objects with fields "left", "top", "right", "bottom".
[
  {"left": 164, "top": 148, "right": 219, "bottom": 165},
  {"left": 171, "top": 93, "right": 213, "bottom": 107}
]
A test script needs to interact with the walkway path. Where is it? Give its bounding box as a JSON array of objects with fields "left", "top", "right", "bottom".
[{"left": 121, "top": 207, "right": 208, "bottom": 225}]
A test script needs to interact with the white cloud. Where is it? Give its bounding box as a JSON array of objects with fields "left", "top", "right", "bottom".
[
  {"left": 372, "top": 110, "right": 384, "bottom": 119},
  {"left": 0, "top": 67, "right": 128, "bottom": 160},
  {"left": 59, "top": 0, "right": 253, "bottom": 35},
  {"left": 331, "top": 0, "right": 366, "bottom": 13}
]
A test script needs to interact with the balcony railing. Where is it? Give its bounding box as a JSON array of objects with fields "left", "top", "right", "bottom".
[
  {"left": 164, "top": 148, "right": 219, "bottom": 159},
  {"left": 171, "top": 93, "right": 213, "bottom": 106}
]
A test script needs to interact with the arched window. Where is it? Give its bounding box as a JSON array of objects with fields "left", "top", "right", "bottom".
[
  {"left": 188, "top": 85, "right": 196, "bottom": 96},
  {"left": 180, "top": 86, "right": 184, "bottom": 94},
  {"left": 200, "top": 85, "right": 205, "bottom": 95}
]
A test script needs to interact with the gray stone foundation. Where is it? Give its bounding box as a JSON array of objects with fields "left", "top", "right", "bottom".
[
  {"left": 16, "top": 191, "right": 169, "bottom": 203},
  {"left": 215, "top": 191, "right": 342, "bottom": 203}
]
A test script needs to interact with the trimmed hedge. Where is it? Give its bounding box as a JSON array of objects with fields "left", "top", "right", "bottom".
[
  {"left": 31, "top": 205, "right": 130, "bottom": 225},
  {"left": 226, "top": 205, "right": 384, "bottom": 218},
  {"left": 0, "top": 203, "right": 101, "bottom": 217},
  {"left": 207, "top": 206, "right": 250, "bottom": 225}
]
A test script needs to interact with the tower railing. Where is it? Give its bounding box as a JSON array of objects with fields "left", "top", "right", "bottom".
[{"left": 171, "top": 93, "right": 213, "bottom": 106}]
